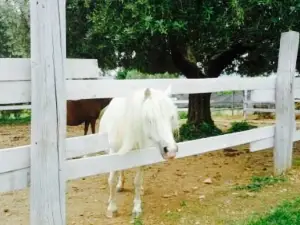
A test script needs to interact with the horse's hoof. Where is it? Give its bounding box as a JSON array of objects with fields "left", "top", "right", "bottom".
[{"left": 106, "top": 210, "right": 118, "bottom": 218}]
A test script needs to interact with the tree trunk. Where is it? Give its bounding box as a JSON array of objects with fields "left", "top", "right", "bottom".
[
  {"left": 188, "top": 93, "right": 213, "bottom": 124},
  {"left": 169, "top": 40, "right": 255, "bottom": 125}
]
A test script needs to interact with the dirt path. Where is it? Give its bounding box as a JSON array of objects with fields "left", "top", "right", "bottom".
[{"left": 1, "top": 117, "right": 300, "bottom": 225}]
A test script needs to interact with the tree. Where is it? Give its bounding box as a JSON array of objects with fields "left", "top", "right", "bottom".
[
  {"left": 2, "top": 1, "right": 300, "bottom": 125},
  {"left": 0, "top": 0, "right": 30, "bottom": 57},
  {"left": 66, "top": 1, "right": 300, "bottom": 125},
  {"left": 0, "top": 12, "right": 12, "bottom": 57},
  {"left": 66, "top": 0, "right": 118, "bottom": 68}
]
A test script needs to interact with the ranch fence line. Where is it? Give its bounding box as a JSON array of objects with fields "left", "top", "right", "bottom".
[
  {"left": 173, "top": 92, "right": 244, "bottom": 116},
  {"left": 0, "top": 97, "right": 241, "bottom": 113},
  {"left": 0, "top": 2, "right": 299, "bottom": 225},
  {"left": 242, "top": 88, "right": 300, "bottom": 119}
]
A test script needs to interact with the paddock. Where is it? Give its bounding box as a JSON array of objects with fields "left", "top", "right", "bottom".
[
  {"left": 1, "top": 115, "right": 300, "bottom": 225},
  {"left": 0, "top": 0, "right": 300, "bottom": 224}
]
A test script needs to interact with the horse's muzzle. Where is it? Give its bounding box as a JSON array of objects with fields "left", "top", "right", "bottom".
[{"left": 161, "top": 144, "right": 178, "bottom": 160}]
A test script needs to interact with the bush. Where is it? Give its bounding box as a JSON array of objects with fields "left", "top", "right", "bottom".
[
  {"left": 226, "top": 121, "right": 257, "bottom": 133},
  {"left": 0, "top": 109, "right": 31, "bottom": 125},
  {"left": 216, "top": 90, "right": 233, "bottom": 96},
  {"left": 177, "top": 120, "right": 257, "bottom": 142},
  {"left": 178, "top": 122, "right": 223, "bottom": 141},
  {"left": 1, "top": 110, "right": 23, "bottom": 120},
  {"left": 178, "top": 111, "right": 187, "bottom": 120},
  {"left": 116, "top": 69, "right": 128, "bottom": 80},
  {"left": 116, "top": 69, "right": 179, "bottom": 80}
]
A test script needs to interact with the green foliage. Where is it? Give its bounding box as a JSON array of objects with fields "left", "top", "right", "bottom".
[
  {"left": 226, "top": 121, "right": 257, "bottom": 133},
  {"left": 1, "top": 110, "right": 23, "bottom": 120},
  {"left": 234, "top": 176, "right": 286, "bottom": 192},
  {"left": 0, "top": 110, "right": 31, "bottom": 125},
  {"left": 178, "top": 122, "right": 223, "bottom": 141},
  {"left": 83, "top": 0, "right": 300, "bottom": 74},
  {"left": 116, "top": 69, "right": 129, "bottom": 80},
  {"left": 0, "top": 116, "right": 31, "bottom": 125},
  {"left": 243, "top": 198, "right": 300, "bottom": 225},
  {"left": 0, "top": 1, "right": 30, "bottom": 57},
  {"left": 216, "top": 91, "right": 234, "bottom": 96},
  {"left": 0, "top": 14, "right": 12, "bottom": 57},
  {"left": 177, "top": 120, "right": 258, "bottom": 141},
  {"left": 3, "top": 0, "right": 300, "bottom": 75},
  {"left": 116, "top": 69, "right": 179, "bottom": 80},
  {"left": 133, "top": 217, "right": 143, "bottom": 225},
  {"left": 178, "top": 111, "right": 187, "bottom": 120}
]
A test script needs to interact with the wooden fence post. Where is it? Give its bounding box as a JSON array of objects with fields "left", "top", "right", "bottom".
[
  {"left": 30, "top": 0, "right": 66, "bottom": 224},
  {"left": 243, "top": 90, "right": 248, "bottom": 120},
  {"left": 231, "top": 91, "right": 234, "bottom": 116},
  {"left": 274, "top": 31, "right": 299, "bottom": 175}
]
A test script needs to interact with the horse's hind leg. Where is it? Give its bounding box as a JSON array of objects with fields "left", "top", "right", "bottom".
[
  {"left": 91, "top": 118, "right": 97, "bottom": 134},
  {"left": 116, "top": 170, "right": 125, "bottom": 192},
  {"left": 107, "top": 171, "right": 119, "bottom": 218},
  {"left": 84, "top": 121, "right": 89, "bottom": 135},
  {"left": 132, "top": 166, "right": 143, "bottom": 219}
]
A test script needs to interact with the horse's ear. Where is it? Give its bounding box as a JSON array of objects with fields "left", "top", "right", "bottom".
[
  {"left": 144, "top": 88, "right": 151, "bottom": 99},
  {"left": 164, "top": 85, "right": 172, "bottom": 97}
]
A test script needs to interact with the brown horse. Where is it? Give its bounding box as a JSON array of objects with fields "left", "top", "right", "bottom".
[{"left": 67, "top": 98, "right": 111, "bottom": 135}]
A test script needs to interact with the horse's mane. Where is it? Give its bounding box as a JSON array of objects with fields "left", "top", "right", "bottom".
[{"left": 118, "top": 88, "right": 179, "bottom": 154}]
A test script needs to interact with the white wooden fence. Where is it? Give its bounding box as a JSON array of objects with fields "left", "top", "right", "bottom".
[
  {"left": 0, "top": 2, "right": 299, "bottom": 225},
  {"left": 243, "top": 88, "right": 300, "bottom": 118}
]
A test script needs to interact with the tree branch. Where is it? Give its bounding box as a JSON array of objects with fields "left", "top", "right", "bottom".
[
  {"left": 207, "top": 43, "right": 256, "bottom": 78},
  {"left": 169, "top": 41, "right": 202, "bottom": 78}
]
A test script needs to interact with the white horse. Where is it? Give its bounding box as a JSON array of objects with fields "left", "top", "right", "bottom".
[{"left": 99, "top": 85, "right": 179, "bottom": 219}]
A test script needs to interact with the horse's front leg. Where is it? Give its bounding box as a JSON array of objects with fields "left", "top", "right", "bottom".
[
  {"left": 132, "top": 166, "right": 143, "bottom": 219},
  {"left": 107, "top": 171, "right": 119, "bottom": 218}
]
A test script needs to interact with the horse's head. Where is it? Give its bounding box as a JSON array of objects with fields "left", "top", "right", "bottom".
[{"left": 141, "top": 85, "right": 179, "bottom": 160}]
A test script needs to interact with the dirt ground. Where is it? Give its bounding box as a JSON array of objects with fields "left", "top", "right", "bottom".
[{"left": 1, "top": 115, "right": 300, "bottom": 225}]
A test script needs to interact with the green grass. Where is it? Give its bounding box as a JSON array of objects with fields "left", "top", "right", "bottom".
[
  {"left": 242, "top": 198, "right": 300, "bottom": 225},
  {"left": 234, "top": 176, "right": 286, "bottom": 192},
  {"left": 133, "top": 217, "right": 143, "bottom": 225}
]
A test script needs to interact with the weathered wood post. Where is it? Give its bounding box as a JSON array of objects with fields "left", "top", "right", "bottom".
[
  {"left": 231, "top": 91, "right": 234, "bottom": 116},
  {"left": 243, "top": 90, "right": 248, "bottom": 120},
  {"left": 274, "top": 31, "right": 299, "bottom": 175},
  {"left": 30, "top": 0, "right": 66, "bottom": 224}
]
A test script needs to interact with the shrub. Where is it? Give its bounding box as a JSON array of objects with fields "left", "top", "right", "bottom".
[
  {"left": 116, "top": 69, "right": 179, "bottom": 80},
  {"left": 226, "top": 121, "right": 257, "bottom": 133},
  {"left": 178, "top": 122, "right": 223, "bottom": 141},
  {"left": 116, "top": 69, "right": 128, "bottom": 80},
  {"left": 216, "top": 90, "right": 233, "bottom": 96},
  {"left": 1, "top": 110, "right": 23, "bottom": 120},
  {"left": 0, "top": 109, "right": 31, "bottom": 125},
  {"left": 178, "top": 111, "right": 187, "bottom": 120}
]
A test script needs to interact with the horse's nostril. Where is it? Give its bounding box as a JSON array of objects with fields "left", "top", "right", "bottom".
[{"left": 163, "top": 147, "right": 168, "bottom": 153}]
